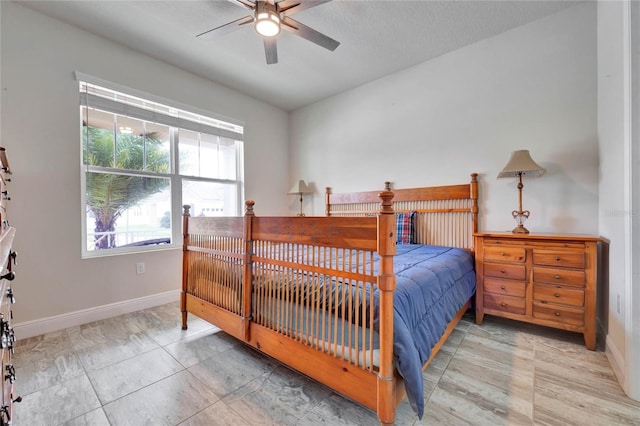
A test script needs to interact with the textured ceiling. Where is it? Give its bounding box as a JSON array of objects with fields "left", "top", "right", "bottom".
[{"left": 19, "top": 0, "right": 580, "bottom": 111}]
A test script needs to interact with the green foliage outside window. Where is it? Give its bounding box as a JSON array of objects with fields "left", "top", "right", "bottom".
[{"left": 84, "top": 126, "right": 170, "bottom": 249}]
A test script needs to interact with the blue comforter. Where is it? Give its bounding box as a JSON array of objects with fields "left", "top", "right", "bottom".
[{"left": 374, "top": 244, "right": 476, "bottom": 418}]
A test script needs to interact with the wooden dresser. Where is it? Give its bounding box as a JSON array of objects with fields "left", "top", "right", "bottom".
[
  {"left": 474, "top": 232, "right": 608, "bottom": 350},
  {"left": 0, "top": 148, "right": 18, "bottom": 425}
]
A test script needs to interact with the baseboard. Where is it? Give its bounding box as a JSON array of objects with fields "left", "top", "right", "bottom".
[
  {"left": 14, "top": 289, "right": 181, "bottom": 340},
  {"left": 596, "top": 316, "right": 606, "bottom": 350},
  {"left": 606, "top": 333, "right": 626, "bottom": 390}
]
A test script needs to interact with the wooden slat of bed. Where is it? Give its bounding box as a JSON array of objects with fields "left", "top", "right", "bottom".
[
  {"left": 326, "top": 182, "right": 473, "bottom": 206},
  {"left": 252, "top": 216, "right": 378, "bottom": 250},
  {"left": 326, "top": 174, "right": 478, "bottom": 251},
  {"left": 250, "top": 239, "right": 379, "bottom": 370},
  {"left": 186, "top": 216, "right": 244, "bottom": 237}
]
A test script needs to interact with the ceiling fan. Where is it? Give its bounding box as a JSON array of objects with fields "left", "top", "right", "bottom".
[{"left": 197, "top": 0, "right": 340, "bottom": 64}]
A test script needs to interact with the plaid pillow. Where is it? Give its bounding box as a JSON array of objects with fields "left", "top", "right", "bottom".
[{"left": 396, "top": 212, "right": 415, "bottom": 245}]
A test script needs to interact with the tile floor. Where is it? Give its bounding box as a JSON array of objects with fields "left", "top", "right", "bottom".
[{"left": 12, "top": 303, "right": 640, "bottom": 425}]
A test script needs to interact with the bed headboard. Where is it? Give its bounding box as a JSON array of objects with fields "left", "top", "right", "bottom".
[{"left": 325, "top": 173, "right": 478, "bottom": 251}]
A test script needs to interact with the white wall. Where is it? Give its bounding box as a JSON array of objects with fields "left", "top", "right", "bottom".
[
  {"left": 630, "top": 1, "right": 640, "bottom": 402},
  {"left": 0, "top": 2, "right": 289, "bottom": 328},
  {"left": 290, "top": 3, "right": 598, "bottom": 236},
  {"left": 597, "top": 0, "right": 628, "bottom": 389},
  {"left": 597, "top": 0, "right": 640, "bottom": 401}
]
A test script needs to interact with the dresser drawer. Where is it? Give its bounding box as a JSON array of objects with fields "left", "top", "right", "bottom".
[
  {"left": 484, "top": 246, "right": 526, "bottom": 263},
  {"left": 533, "top": 266, "right": 585, "bottom": 287},
  {"left": 484, "top": 262, "right": 526, "bottom": 281},
  {"left": 484, "top": 277, "right": 525, "bottom": 298},
  {"left": 482, "top": 239, "right": 525, "bottom": 246},
  {"left": 533, "top": 301, "right": 584, "bottom": 326},
  {"left": 484, "top": 293, "right": 525, "bottom": 315},
  {"left": 0, "top": 286, "right": 13, "bottom": 312},
  {"left": 533, "top": 283, "right": 584, "bottom": 307},
  {"left": 533, "top": 250, "right": 585, "bottom": 268},
  {"left": 1, "top": 349, "right": 12, "bottom": 417}
]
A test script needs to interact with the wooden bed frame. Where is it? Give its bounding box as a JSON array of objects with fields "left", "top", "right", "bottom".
[{"left": 180, "top": 174, "right": 478, "bottom": 425}]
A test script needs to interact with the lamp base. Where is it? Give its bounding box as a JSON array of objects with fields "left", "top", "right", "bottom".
[
  {"left": 511, "top": 209, "right": 530, "bottom": 234},
  {"left": 512, "top": 224, "right": 530, "bottom": 234}
]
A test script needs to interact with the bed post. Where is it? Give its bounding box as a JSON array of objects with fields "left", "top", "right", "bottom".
[
  {"left": 241, "top": 200, "right": 255, "bottom": 341},
  {"left": 377, "top": 187, "right": 396, "bottom": 425},
  {"left": 470, "top": 173, "right": 479, "bottom": 236},
  {"left": 325, "top": 187, "right": 332, "bottom": 216},
  {"left": 181, "top": 205, "right": 191, "bottom": 330}
]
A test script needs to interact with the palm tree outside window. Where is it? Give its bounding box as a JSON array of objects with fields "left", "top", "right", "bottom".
[{"left": 79, "top": 78, "right": 244, "bottom": 257}]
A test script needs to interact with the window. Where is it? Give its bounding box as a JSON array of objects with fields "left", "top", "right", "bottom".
[{"left": 79, "top": 77, "right": 244, "bottom": 257}]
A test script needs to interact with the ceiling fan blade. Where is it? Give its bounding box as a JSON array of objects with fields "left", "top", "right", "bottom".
[
  {"left": 277, "top": 0, "right": 331, "bottom": 16},
  {"left": 196, "top": 15, "right": 254, "bottom": 39},
  {"left": 281, "top": 16, "right": 340, "bottom": 51},
  {"left": 228, "top": 0, "right": 256, "bottom": 10},
  {"left": 264, "top": 37, "right": 278, "bottom": 64}
]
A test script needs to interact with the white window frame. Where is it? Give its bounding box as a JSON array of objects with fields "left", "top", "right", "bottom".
[{"left": 76, "top": 72, "right": 245, "bottom": 258}]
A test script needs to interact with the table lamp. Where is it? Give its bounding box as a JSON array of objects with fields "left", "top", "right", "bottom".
[
  {"left": 497, "top": 150, "right": 546, "bottom": 234},
  {"left": 289, "top": 180, "right": 311, "bottom": 216}
]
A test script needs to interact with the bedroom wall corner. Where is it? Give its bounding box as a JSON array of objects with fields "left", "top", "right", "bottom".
[
  {"left": 289, "top": 2, "right": 598, "bottom": 236},
  {"left": 597, "top": 0, "right": 640, "bottom": 401}
]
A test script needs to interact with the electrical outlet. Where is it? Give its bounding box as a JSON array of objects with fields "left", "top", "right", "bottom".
[
  {"left": 136, "top": 262, "right": 145, "bottom": 275},
  {"left": 617, "top": 293, "right": 622, "bottom": 315}
]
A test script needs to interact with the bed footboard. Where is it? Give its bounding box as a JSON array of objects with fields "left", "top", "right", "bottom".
[
  {"left": 182, "top": 190, "right": 398, "bottom": 423},
  {"left": 181, "top": 207, "right": 245, "bottom": 333},
  {"left": 181, "top": 175, "right": 478, "bottom": 425}
]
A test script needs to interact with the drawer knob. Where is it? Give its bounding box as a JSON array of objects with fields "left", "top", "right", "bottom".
[
  {"left": 501, "top": 302, "right": 507, "bottom": 307},
  {"left": 500, "top": 286, "right": 506, "bottom": 291},
  {"left": 501, "top": 252, "right": 506, "bottom": 256},
  {"left": 500, "top": 269, "right": 506, "bottom": 274},
  {"left": 0, "top": 405, "right": 9, "bottom": 424},
  {"left": 8, "top": 329, "right": 14, "bottom": 354},
  {"left": 4, "top": 365, "right": 15, "bottom": 384},
  {"left": 555, "top": 256, "right": 561, "bottom": 261},
  {"left": 0, "top": 326, "right": 8, "bottom": 349},
  {"left": 0, "top": 271, "right": 14, "bottom": 281},
  {"left": 555, "top": 275, "right": 561, "bottom": 280},
  {"left": 555, "top": 312, "right": 561, "bottom": 316},
  {"left": 0, "top": 320, "right": 14, "bottom": 353},
  {"left": 554, "top": 293, "right": 560, "bottom": 298}
]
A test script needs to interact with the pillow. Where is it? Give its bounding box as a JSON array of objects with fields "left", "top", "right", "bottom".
[{"left": 396, "top": 211, "right": 416, "bottom": 245}]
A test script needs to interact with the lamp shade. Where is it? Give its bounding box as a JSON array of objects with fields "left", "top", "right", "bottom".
[
  {"left": 288, "top": 180, "right": 311, "bottom": 195},
  {"left": 497, "top": 150, "right": 546, "bottom": 178}
]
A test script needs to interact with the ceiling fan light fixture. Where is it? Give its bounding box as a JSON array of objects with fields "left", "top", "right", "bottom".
[
  {"left": 197, "top": 0, "right": 340, "bottom": 64},
  {"left": 255, "top": 11, "right": 280, "bottom": 37}
]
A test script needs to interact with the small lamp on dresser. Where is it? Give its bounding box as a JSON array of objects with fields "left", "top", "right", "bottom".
[
  {"left": 289, "top": 180, "right": 312, "bottom": 216},
  {"left": 497, "top": 149, "right": 546, "bottom": 234}
]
